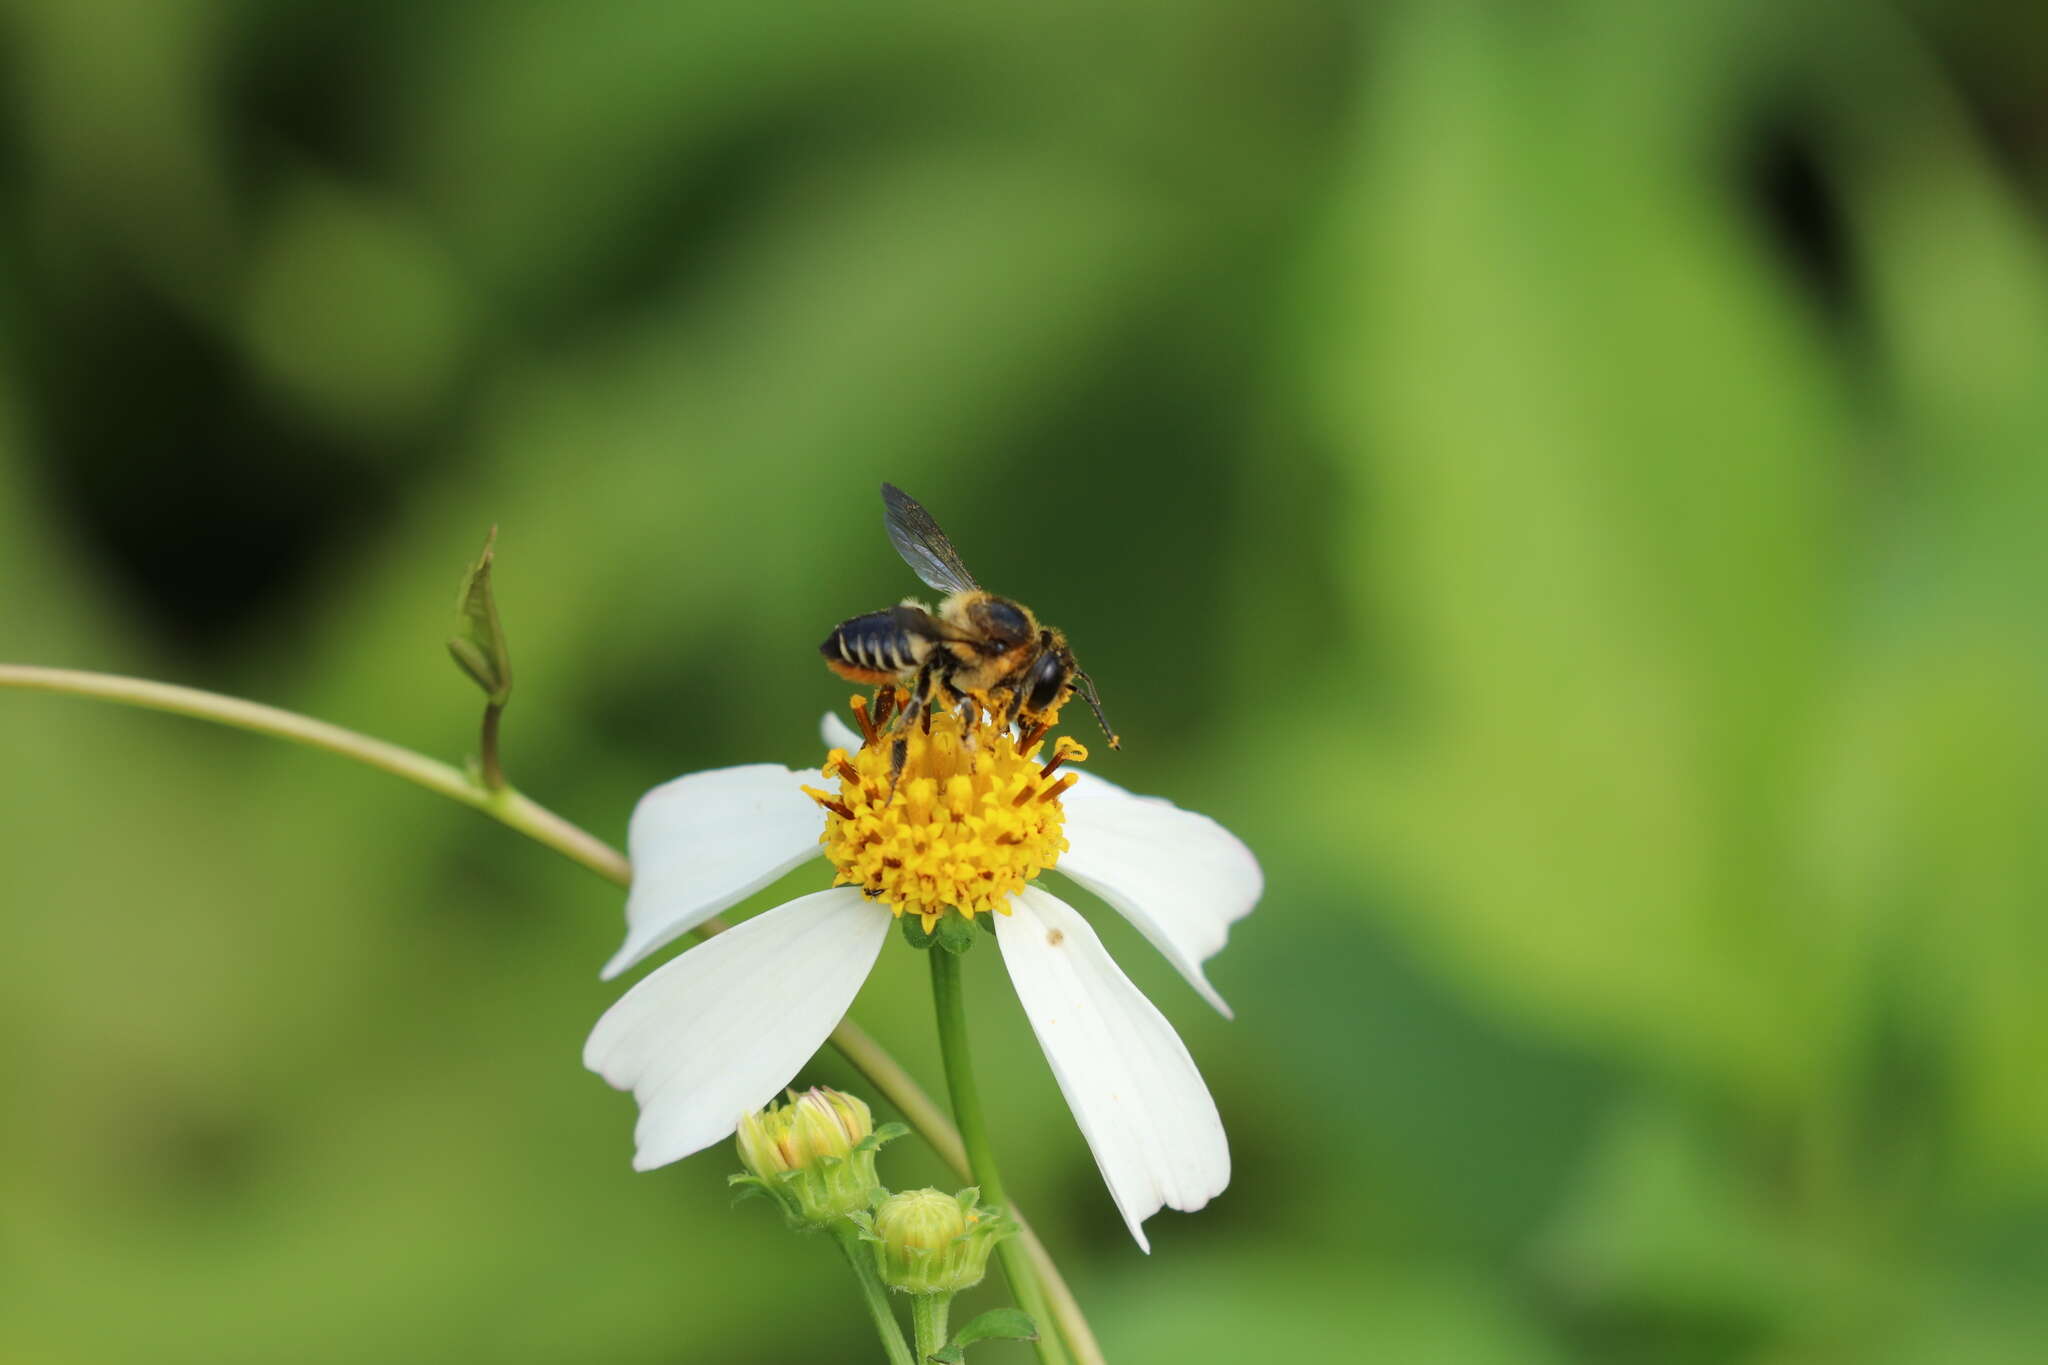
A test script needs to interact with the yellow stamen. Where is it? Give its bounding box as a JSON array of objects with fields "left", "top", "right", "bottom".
[
  {"left": 809, "top": 699, "right": 1078, "bottom": 924},
  {"left": 1039, "top": 735, "right": 1088, "bottom": 780},
  {"left": 1036, "top": 773, "right": 1078, "bottom": 805}
]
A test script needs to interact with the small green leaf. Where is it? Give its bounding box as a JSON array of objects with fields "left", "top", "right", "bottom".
[
  {"left": 901, "top": 916, "right": 937, "bottom": 950},
  {"left": 928, "top": 1348, "right": 965, "bottom": 1364},
  {"left": 447, "top": 527, "right": 512, "bottom": 705},
  {"left": 942, "top": 1307, "right": 1037, "bottom": 1357},
  {"left": 936, "top": 912, "right": 977, "bottom": 955}
]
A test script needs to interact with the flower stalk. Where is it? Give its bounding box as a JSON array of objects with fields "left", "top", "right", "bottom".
[
  {"left": 928, "top": 946, "right": 1070, "bottom": 1365},
  {"left": 0, "top": 662, "right": 1105, "bottom": 1365},
  {"left": 912, "top": 1292, "right": 952, "bottom": 1361},
  {"left": 832, "top": 1222, "right": 917, "bottom": 1365}
]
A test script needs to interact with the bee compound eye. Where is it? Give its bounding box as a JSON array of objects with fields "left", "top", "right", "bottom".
[{"left": 1025, "top": 652, "right": 1067, "bottom": 712}]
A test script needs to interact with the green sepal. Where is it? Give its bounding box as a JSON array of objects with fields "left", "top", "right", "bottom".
[
  {"left": 727, "top": 1167, "right": 823, "bottom": 1226},
  {"left": 928, "top": 1308, "right": 1038, "bottom": 1361},
  {"left": 447, "top": 527, "right": 512, "bottom": 705},
  {"left": 936, "top": 912, "right": 977, "bottom": 956},
  {"left": 725, "top": 1173, "right": 780, "bottom": 1213},
  {"left": 975, "top": 910, "right": 998, "bottom": 935},
  {"left": 852, "top": 1121, "right": 910, "bottom": 1159},
  {"left": 900, "top": 916, "right": 937, "bottom": 950}
]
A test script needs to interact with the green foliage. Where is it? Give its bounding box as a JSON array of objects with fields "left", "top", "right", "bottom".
[{"left": 930, "top": 1307, "right": 1039, "bottom": 1362}]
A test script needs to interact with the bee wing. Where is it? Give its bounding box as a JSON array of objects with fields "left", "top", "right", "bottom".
[
  {"left": 882, "top": 483, "right": 981, "bottom": 595},
  {"left": 887, "top": 601, "right": 965, "bottom": 641}
]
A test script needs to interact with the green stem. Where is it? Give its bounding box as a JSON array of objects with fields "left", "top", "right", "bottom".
[
  {"left": 835, "top": 1224, "right": 916, "bottom": 1365},
  {"left": 928, "top": 948, "right": 1070, "bottom": 1365},
  {"left": 911, "top": 1292, "right": 952, "bottom": 1362},
  {"left": 0, "top": 665, "right": 624, "bottom": 879},
  {"left": 479, "top": 700, "right": 507, "bottom": 791},
  {"left": 0, "top": 663, "right": 1103, "bottom": 1365}
]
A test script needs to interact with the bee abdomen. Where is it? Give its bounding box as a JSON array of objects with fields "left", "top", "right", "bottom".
[{"left": 822, "top": 609, "right": 923, "bottom": 678}]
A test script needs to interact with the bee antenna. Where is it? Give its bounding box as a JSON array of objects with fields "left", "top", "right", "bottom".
[{"left": 1073, "top": 669, "right": 1120, "bottom": 750}]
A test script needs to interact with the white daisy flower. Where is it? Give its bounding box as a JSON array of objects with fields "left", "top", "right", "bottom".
[{"left": 583, "top": 701, "right": 1260, "bottom": 1250}]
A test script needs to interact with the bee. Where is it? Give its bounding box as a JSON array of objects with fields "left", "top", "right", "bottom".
[{"left": 821, "top": 483, "right": 1118, "bottom": 747}]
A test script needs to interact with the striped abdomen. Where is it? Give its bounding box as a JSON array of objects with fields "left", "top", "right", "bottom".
[{"left": 821, "top": 606, "right": 934, "bottom": 684}]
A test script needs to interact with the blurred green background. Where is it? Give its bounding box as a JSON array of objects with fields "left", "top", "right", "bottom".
[{"left": 4, "top": 1, "right": 2046, "bottom": 1361}]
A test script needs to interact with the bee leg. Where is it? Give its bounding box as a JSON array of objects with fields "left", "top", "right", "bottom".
[
  {"left": 887, "top": 735, "right": 909, "bottom": 793},
  {"left": 898, "top": 654, "right": 950, "bottom": 738},
  {"left": 871, "top": 685, "right": 898, "bottom": 733}
]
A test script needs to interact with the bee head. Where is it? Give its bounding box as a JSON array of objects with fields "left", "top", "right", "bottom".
[{"left": 1027, "top": 632, "right": 1120, "bottom": 750}]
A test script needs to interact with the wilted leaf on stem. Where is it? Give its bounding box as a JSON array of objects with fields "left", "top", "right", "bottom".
[{"left": 447, "top": 527, "right": 512, "bottom": 706}]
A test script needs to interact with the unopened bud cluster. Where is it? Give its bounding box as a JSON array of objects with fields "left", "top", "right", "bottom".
[{"left": 730, "top": 1088, "right": 1012, "bottom": 1301}]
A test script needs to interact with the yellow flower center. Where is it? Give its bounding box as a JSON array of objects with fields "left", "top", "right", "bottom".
[{"left": 804, "top": 697, "right": 1087, "bottom": 931}]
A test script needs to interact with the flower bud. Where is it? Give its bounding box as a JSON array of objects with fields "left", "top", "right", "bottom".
[
  {"left": 732, "top": 1088, "right": 891, "bottom": 1226},
  {"left": 791, "top": 1087, "right": 872, "bottom": 1166},
  {"left": 868, "top": 1187, "right": 1008, "bottom": 1295}
]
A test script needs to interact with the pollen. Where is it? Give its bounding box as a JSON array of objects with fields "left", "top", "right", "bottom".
[{"left": 803, "top": 700, "right": 1079, "bottom": 931}]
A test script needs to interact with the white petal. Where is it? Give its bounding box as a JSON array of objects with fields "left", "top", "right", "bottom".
[
  {"left": 996, "top": 885, "right": 1230, "bottom": 1251},
  {"left": 603, "top": 764, "right": 827, "bottom": 980},
  {"left": 585, "top": 887, "right": 890, "bottom": 1170},
  {"left": 820, "top": 711, "right": 864, "bottom": 753},
  {"left": 1056, "top": 770, "right": 1261, "bottom": 1017}
]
